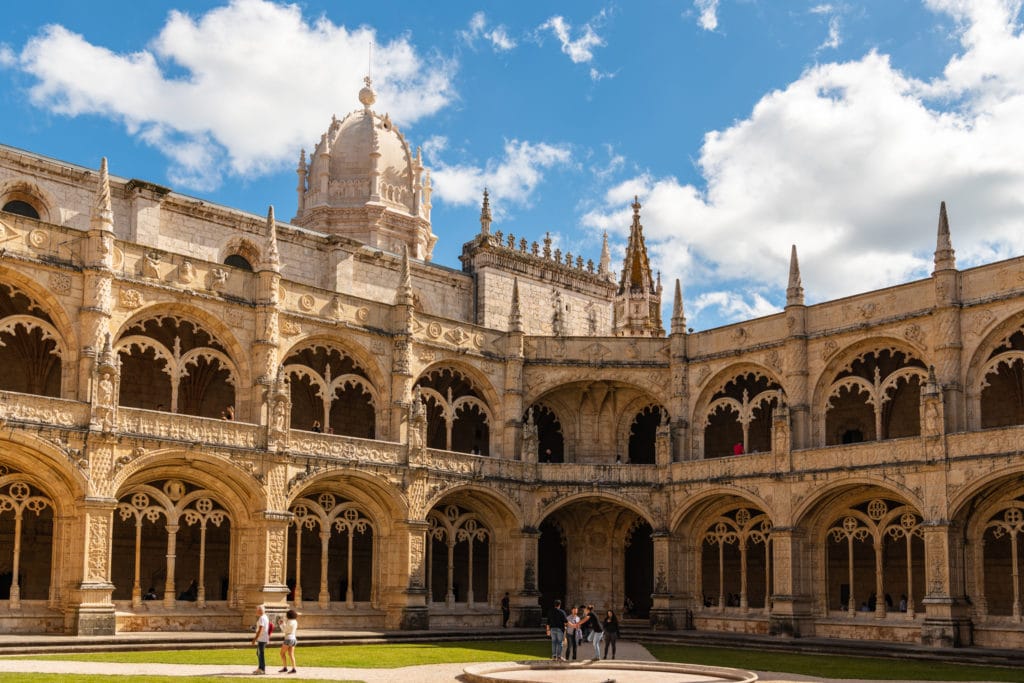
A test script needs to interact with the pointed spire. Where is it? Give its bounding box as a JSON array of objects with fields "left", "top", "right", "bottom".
[
  {"left": 263, "top": 205, "right": 280, "bottom": 272},
  {"left": 479, "top": 188, "right": 492, "bottom": 236},
  {"left": 599, "top": 231, "right": 612, "bottom": 279},
  {"left": 671, "top": 279, "right": 687, "bottom": 335},
  {"left": 509, "top": 277, "right": 523, "bottom": 333},
  {"left": 90, "top": 157, "right": 114, "bottom": 233},
  {"left": 614, "top": 197, "right": 663, "bottom": 337},
  {"left": 619, "top": 196, "right": 654, "bottom": 295},
  {"left": 934, "top": 201, "right": 956, "bottom": 271},
  {"left": 786, "top": 244, "right": 804, "bottom": 306}
]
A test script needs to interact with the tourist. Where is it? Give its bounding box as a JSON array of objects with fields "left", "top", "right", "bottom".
[
  {"left": 278, "top": 608, "right": 298, "bottom": 674},
  {"left": 250, "top": 604, "right": 269, "bottom": 674},
  {"left": 142, "top": 586, "right": 158, "bottom": 601},
  {"left": 178, "top": 579, "right": 198, "bottom": 601},
  {"left": 732, "top": 442, "right": 744, "bottom": 455},
  {"left": 602, "top": 610, "right": 620, "bottom": 659},
  {"left": 565, "top": 606, "right": 580, "bottom": 660},
  {"left": 544, "top": 599, "right": 568, "bottom": 660},
  {"left": 501, "top": 592, "right": 510, "bottom": 628},
  {"left": 581, "top": 604, "right": 603, "bottom": 659},
  {"left": 311, "top": 420, "right": 322, "bottom": 433},
  {"left": 221, "top": 405, "right": 234, "bottom": 420},
  {"left": 899, "top": 594, "right": 908, "bottom": 612}
]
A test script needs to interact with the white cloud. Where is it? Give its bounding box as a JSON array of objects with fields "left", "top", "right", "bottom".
[
  {"left": 691, "top": 291, "right": 780, "bottom": 323},
  {"left": 0, "top": 44, "right": 15, "bottom": 67},
  {"left": 539, "top": 15, "right": 606, "bottom": 64},
  {"left": 585, "top": 0, "right": 1024, "bottom": 328},
  {"left": 694, "top": 0, "right": 721, "bottom": 31},
  {"left": 461, "top": 11, "right": 517, "bottom": 51},
  {"left": 14, "top": 0, "right": 455, "bottom": 190},
  {"left": 429, "top": 139, "right": 572, "bottom": 216},
  {"left": 819, "top": 16, "right": 842, "bottom": 50}
]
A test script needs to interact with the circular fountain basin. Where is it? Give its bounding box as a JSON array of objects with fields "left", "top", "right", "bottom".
[{"left": 462, "top": 659, "right": 757, "bottom": 683}]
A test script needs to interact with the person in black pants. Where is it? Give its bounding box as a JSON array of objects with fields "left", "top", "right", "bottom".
[
  {"left": 501, "top": 592, "right": 510, "bottom": 627},
  {"left": 602, "top": 610, "right": 620, "bottom": 659},
  {"left": 565, "top": 606, "right": 580, "bottom": 660}
]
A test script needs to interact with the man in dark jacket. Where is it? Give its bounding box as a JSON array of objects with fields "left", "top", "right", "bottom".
[{"left": 544, "top": 599, "right": 568, "bottom": 660}]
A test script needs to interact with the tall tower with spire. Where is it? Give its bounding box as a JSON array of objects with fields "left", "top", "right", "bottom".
[
  {"left": 613, "top": 197, "right": 663, "bottom": 337},
  {"left": 292, "top": 77, "right": 436, "bottom": 260}
]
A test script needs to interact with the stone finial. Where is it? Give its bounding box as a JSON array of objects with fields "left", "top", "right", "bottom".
[
  {"left": 297, "top": 149, "right": 307, "bottom": 172},
  {"left": 264, "top": 205, "right": 280, "bottom": 271},
  {"left": 398, "top": 244, "right": 414, "bottom": 306},
  {"left": 671, "top": 279, "right": 687, "bottom": 334},
  {"left": 509, "top": 277, "right": 523, "bottom": 333},
  {"left": 543, "top": 232, "right": 553, "bottom": 259},
  {"left": 786, "top": 244, "right": 804, "bottom": 306},
  {"left": 925, "top": 364, "right": 940, "bottom": 395},
  {"left": 359, "top": 75, "right": 376, "bottom": 108},
  {"left": 599, "top": 232, "right": 611, "bottom": 278},
  {"left": 934, "top": 201, "right": 956, "bottom": 272},
  {"left": 91, "top": 157, "right": 114, "bottom": 233},
  {"left": 479, "top": 188, "right": 491, "bottom": 236}
]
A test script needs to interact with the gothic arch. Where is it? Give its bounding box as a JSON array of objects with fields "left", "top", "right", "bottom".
[
  {"left": 524, "top": 370, "right": 668, "bottom": 408},
  {"left": 280, "top": 336, "right": 386, "bottom": 392},
  {"left": 615, "top": 397, "right": 667, "bottom": 465},
  {"left": 692, "top": 364, "right": 784, "bottom": 459},
  {"left": 415, "top": 363, "right": 497, "bottom": 455},
  {"left": 114, "top": 452, "right": 264, "bottom": 522},
  {"left": 114, "top": 307, "right": 245, "bottom": 418},
  {"left": 287, "top": 469, "right": 406, "bottom": 522},
  {"left": 792, "top": 478, "right": 925, "bottom": 531},
  {"left": 417, "top": 360, "right": 501, "bottom": 414},
  {"left": 671, "top": 487, "right": 777, "bottom": 536},
  {"left": 533, "top": 491, "right": 654, "bottom": 531},
  {"left": 0, "top": 178, "right": 56, "bottom": 224},
  {"left": 219, "top": 236, "right": 262, "bottom": 271},
  {"left": 0, "top": 266, "right": 77, "bottom": 357},
  {"left": 114, "top": 303, "right": 251, "bottom": 390},
  {"left": 964, "top": 308, "right": 1024, "bottom": 430},
  {"left": 0, "top": 438, "right": 88, "bottom": 516},
  {"left": 811, "top": 338, "right": 928, "bottom": 446},
  {"left": 422, "top": 483, "right": 522, "bottom": 530}
]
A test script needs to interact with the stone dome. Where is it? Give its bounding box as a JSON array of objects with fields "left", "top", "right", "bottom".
[{"left": 303, "top": 81, "right": 420, "bottom": 216}]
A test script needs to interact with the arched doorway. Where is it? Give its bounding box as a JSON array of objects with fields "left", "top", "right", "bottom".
[{"left": 624, "top": 520, "right": 653, "bottom": 617}]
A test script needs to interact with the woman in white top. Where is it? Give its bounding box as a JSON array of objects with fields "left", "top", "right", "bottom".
[{"left": 278, "top": 609, "right": 299, "bottom": 674}]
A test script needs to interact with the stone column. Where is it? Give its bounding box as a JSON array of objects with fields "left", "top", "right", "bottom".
[
  {"left": 514, "top": 528, "right": 542, "bottom": 628},
  {"left": 650, "top": 530, "right": 679, "bottom": 629},
  {"left": 783, "top": 307, "right": 809, "bottom": 449},
  {"left": 71, "top": 497, "right": 118, "bottom": 635},
  {"left": 920, "top": 521, "right": 972, "bottom": 647},
  {"left": 385, "top": 520, "right": 429, "bottom": 630},
  {"left": 239, "top": 512, "right": 291, "bottom": 628},
  {"left": 767, "top": 527, "right": 815, "bottom": 637}
]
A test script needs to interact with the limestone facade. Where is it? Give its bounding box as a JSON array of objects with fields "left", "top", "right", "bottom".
[{"left": 0, "top": 85, "right": 1023, "bottom": 648}]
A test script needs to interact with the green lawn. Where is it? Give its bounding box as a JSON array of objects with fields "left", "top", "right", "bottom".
[
  {"left": 20, "top": 640, "right": 550, "bottom": 668},
  {"left": 646, "top": 643, "right": 1024, "bottom": 682}
]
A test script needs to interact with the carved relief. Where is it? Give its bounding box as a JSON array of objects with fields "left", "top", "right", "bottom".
[
  {"left": 48, "top": 272, "right": 71, "bottom": 295},
  {"left": 177, "top": 260, "right": 196, "bottom": 284},
  {"left": 969, "top": 309, "right": 995, "bottom": 336},
  {"left": 280, "top": 319, "right": 302, "bottom": 337},
  {"left": 119, "top": 288, "right": 144, "bottom": 309},
  {"left": 28, "top": 229, "right": 48, "bottom": 250},
  {"left": 298, "top": 294, "right": 315, "bottom": 312},
  {"left": 821, "top": 339, "right": 839, "bottom": 360},
  {"left": 903, "top": 323, "right": 925, "bottom": 347},
  {"left": 87, "top": 514, "right": 110, "bottom": 581}
]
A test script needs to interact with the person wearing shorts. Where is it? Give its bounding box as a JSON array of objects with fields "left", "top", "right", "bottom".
[{"left": 278, "top": 609, "right": 299, "bottom": 674}]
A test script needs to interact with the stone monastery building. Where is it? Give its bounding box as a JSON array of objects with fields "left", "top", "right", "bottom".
[{"left": 0, "top": 78, "right": 1023, "bottom": 649}]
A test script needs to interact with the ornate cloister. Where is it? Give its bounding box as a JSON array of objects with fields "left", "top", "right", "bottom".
[{"left": 1, "top": 139, "right": 1024, "bottom": 649}]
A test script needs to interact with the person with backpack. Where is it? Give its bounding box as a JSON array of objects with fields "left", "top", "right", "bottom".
[{"left": 250, "top": 605, "right": 270, "bottom": 674}]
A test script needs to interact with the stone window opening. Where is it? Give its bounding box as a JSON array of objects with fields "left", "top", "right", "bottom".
[
  {"left": 116, "top": 316, "right": 237, "bottom": 418},
  {"left": 222, "top": 254, "right": 253, "bottom": 271},
  {"left": 427, "top": 504, "right": 490, "bottom": 608},
  {"left": 974, "top": 496, "right": 1024, "bottom": 621},
  {"left": 113, "top": 480, "right": 232, "bottom": 609},
  {"left": 0, "top": 476, "right": 53, "bottom": 607},
  {"left": 289, "top": 493, "right": 374, "bottom": 609},
  {"left": 824, "top": 349, "right": 927, "bottom": 446},
  {"left": 1, "top": 200, "right": 40, "bottom": 220},
  {"left": 701, "top": 508, "right": 772, "bottom": 614},
  {"left": 826, "top": 498, "right": 923, "bottom": 618},
  {"left": 979, "top": 327, "right": 1024, "bottom": 429},
  {"left": 283, "top": 345, "right": 377, "bottom": 437},
  {"left": 0, "top": 283, "right": 62, "bottom": 397},
  {"left": 628, "top": 405, "right": 665, "bottom": 464},
  {"left": 416, "top": 368, "right": 491, "bottom": 455},
  {"left": 703, "top": 372, "right": 782, "bottom": 459}
]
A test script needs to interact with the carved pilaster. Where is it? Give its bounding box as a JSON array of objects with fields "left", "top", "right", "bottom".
[
  {"left": 71, "top": 498, "right": 117, "bottom": 635},
  {"left": 920, "top": 521, "right": 973, "bottom": 647},
  {"left": 767, "top": 527, "right": 815, "bottom": 637}
]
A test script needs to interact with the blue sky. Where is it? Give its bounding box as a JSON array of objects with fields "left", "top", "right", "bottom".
[{"left": 3, "top": 1, "right": 1024, "bottom": 330}]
